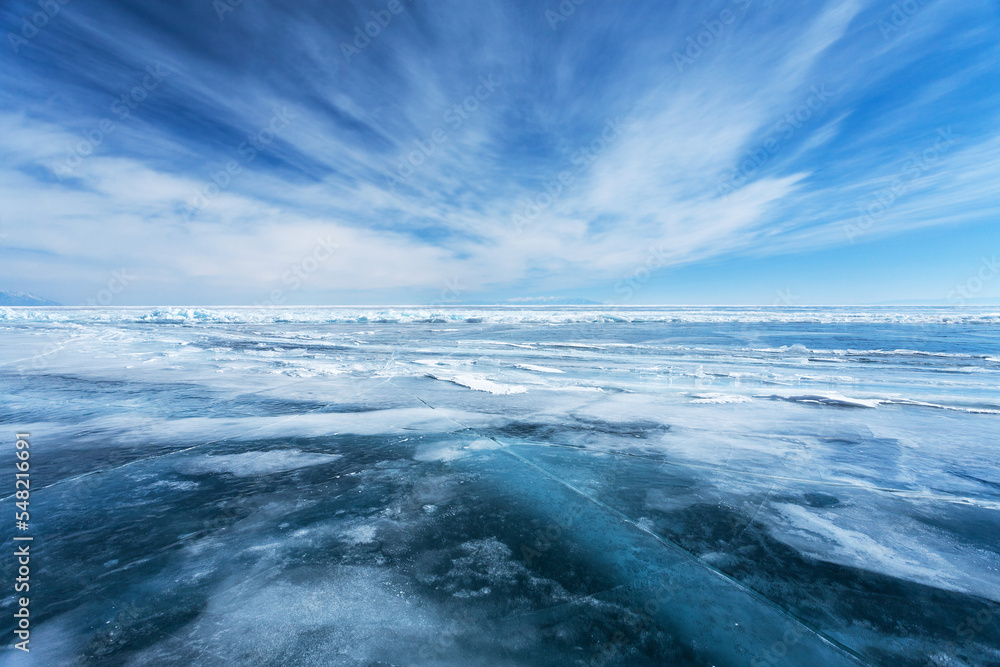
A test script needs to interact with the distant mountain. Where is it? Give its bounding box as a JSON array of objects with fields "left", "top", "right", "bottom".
[
  {"left": 0, "top": 290, "right": 61, "bottom": 306},
  {"left": 500, "top": 297, "right": 602, "bottom": 306}
]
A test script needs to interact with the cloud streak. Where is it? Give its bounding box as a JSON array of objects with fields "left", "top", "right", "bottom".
[{"left": 1, "top": 0, "right": 998, "bottom": 304}]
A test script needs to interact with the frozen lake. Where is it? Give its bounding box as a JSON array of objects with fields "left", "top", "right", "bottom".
[{"left": 1, "top": 306, "right": 998, "bottom": 665}]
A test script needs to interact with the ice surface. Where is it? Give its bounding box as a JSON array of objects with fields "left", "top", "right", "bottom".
[
  {"left": 426, "top": 373, "right": 529, "bottom": 395},
  {"left": 2, "top": 304, "right": 998, "bottom": 325},
  {"left": 1, "top": 306, "right": 998, "bottom": 665},
  {"left": 514, "top": 363, "right": 566, "bottom": 373},
  {"left": 763, "top": 393, "right": 882, "bottom": 408},
  {"left": 183, "top": 450, "right": 342, "bottom": 477},
  {"left": 689, "top": 392, "right": 754, "bottom": 404}
]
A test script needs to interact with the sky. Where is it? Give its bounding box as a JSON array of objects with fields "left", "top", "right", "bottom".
[{"left": 1, "top": 0, "right": 998, "bottom": 306}]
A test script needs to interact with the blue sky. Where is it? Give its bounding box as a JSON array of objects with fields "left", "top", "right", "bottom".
[{"left": 1, "top": 0, "right": 998, "bottom": 305}]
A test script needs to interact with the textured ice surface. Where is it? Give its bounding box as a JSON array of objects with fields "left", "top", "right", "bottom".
[
  {"left": 183, "top": 450, "right": 342, "bottom": 477},
  {"left": 2, "top": 304, "right": 999, "bottom": 325},
  {"left": 1, "top": 307, "right": 998, "bottom": 665},
  {"left": 426, "top": 373, "right": 529, "bottom": 395}
]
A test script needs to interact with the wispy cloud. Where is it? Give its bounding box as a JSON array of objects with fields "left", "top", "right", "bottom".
[{"left": 1, "top": 0, "right": 998, "bottom": 304}]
